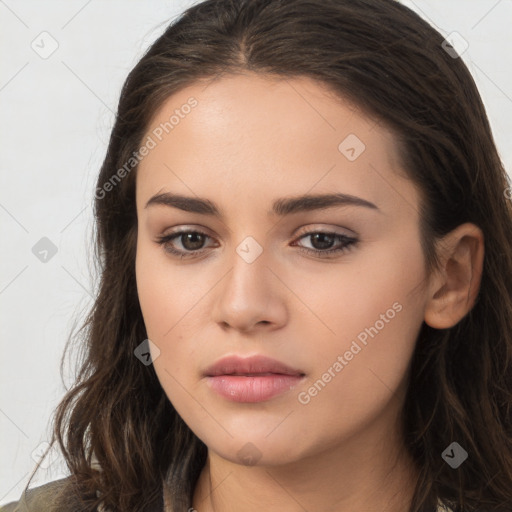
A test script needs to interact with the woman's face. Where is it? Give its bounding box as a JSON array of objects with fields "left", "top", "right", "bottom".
[{"left": 135, "top": 73, "right": 429, "bottom": 466}]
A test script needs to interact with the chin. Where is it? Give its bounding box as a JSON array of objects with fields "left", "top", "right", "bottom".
[{"left": 200, "top": 432, "right": 309, "bottom": 467}]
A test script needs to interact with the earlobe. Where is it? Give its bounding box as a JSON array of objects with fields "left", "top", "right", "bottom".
[{"left": 424, "top": 223, "right": 484, "bottom": 329}]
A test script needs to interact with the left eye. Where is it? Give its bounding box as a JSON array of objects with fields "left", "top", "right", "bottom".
[
  {"left": 293, "top": 231, "right": 356, "bottom": 255},
  {"left": 155, "top": 229, "right": 358, "bottom": 259}
]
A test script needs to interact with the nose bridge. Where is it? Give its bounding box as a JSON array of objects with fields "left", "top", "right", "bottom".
[
  {"left": 224, "top": 235, "right": 271, "bottom": 305},
  {"left": 212, "top": 234, "right": 287, "bottom": 331}
]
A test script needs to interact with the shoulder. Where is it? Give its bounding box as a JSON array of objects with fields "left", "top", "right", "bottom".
[
  {"left": 0, "top": 476, "right": 94, "bottom": 512},
  {"left": 1, "top": 475, "right": 165, "bottom": 512}
]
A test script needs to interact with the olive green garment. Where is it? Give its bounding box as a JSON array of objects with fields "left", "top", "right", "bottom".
[
  {"left": 0, "top": 477, "right": 80, "bottom": 512},
  {"left": 1, "top": 477, "right": 455, "bottom": 512}
]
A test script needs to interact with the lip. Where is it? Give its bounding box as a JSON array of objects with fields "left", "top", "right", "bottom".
[
  {"left": 203, "top": 355, "right": 306, "bottom": 403},
  {"left": 203, "top": 355, "right": 304, "bottom": 377}
]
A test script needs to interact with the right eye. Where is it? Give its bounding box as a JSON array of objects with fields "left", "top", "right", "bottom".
[{"left": 155, "top": 229, "right": 216, "bottom": 258}]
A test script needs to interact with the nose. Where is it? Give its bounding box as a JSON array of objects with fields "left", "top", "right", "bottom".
[{"left": 211, "top": 244, "right": 288, "bottom": 334}]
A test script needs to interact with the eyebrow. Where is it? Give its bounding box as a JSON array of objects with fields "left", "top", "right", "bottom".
[{"left": 144, "top": 191, "right": 380, "bottom": 216}]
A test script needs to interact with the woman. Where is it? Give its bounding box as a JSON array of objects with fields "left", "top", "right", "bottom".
[{"left": 3, "top": 0, "right": 512, "bottom": 511}]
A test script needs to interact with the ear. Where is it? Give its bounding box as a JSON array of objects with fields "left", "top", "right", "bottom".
[{"left": 424, "top": 223, "right": 484, "bottom": 329}]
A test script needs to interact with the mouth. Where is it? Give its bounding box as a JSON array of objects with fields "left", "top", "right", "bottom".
[{"left": 203, "top": 355, "right": 306, "bottom": 403}]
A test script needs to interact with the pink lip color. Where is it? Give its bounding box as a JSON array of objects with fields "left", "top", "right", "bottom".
[
  {"left": 206, "top": 374, "right": 304, "bottom": 402},
  {"left": 203, "top": 355, "right": 305, "bottom": 403}
]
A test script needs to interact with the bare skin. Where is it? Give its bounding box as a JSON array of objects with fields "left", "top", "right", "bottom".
[{"left": 135, "top": 73, "right": 484, "bottom": 512}]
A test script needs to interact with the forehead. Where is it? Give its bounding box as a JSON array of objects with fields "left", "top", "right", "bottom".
[
  {"left": 136, "top": 73, "right": 417, "bottom": 219},
  {"left": 144, "top": 72, "right": 383, "bottom": 145}
]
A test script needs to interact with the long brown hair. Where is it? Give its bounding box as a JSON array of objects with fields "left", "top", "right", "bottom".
[{"left": 22, "top": 0, "right": 512, "bottom": 510}]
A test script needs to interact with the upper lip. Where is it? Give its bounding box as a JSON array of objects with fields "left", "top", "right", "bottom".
[{"left": 203, "top": 355, "right": 305, "bottom": 377}]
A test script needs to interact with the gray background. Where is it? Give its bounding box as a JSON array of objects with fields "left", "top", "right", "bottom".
[{"left": 1, "top": 0, "right": 511, "bottom": 505}]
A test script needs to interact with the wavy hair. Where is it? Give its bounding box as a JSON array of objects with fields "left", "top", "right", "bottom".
[{"left": 20, "top": 0, "right": 512, "bottom": 510}]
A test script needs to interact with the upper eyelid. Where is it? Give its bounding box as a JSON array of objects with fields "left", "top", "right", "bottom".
[{"left": 161, "top": 222, "right": 357, "bottom": 236}]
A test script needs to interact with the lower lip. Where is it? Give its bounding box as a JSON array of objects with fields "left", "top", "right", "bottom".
[{"left": 206, "top": 374, "right": 305, "bottom": 402}]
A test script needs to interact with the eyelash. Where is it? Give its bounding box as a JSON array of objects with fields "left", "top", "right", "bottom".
[{"left": 155, "top": 229, "right": 358, "bottom": 259}]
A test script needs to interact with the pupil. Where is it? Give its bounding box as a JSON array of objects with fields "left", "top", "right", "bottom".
[
  {"left": 183, "top": 233, "right": 204, "bottom": 250},
  {"left": 312, "top": 233, "right": 334, "bottom": 249}
]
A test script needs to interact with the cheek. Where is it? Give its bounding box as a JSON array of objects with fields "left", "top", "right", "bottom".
[
  {"left": 292, "top": 235, "right": 426, "bottom": 421},
  {"left": 136, "top": 240, "right": 206, "bottom": 339},
  {"left": 136, "top": 256, "right": 174, "bottom": 341},
  {"left": 135, "top": 241, "right": 214, "bottom": 391}
]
